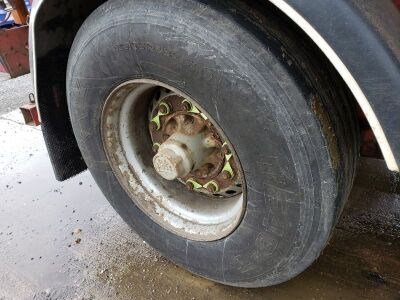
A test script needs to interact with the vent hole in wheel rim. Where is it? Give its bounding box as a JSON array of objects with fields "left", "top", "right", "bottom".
[{"left": 226, "top": 190, "right": 237, "bottom": 195}]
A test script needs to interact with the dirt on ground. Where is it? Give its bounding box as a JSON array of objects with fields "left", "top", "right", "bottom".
[{"left": 0, "top": 75, "right": 399, "bottom": 300}]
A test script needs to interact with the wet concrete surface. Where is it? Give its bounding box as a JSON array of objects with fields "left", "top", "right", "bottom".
[{"left": 0, "top": 80, "right": 400, "bottom": 299}]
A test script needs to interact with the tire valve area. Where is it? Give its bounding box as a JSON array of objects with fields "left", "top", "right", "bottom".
[{"left": 149, "top": 88, "right": 243, "bottom": 198}]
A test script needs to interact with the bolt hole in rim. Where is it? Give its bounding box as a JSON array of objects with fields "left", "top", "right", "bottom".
[{"left": 101, "top": 79, "right": 246, "bottom": 241}]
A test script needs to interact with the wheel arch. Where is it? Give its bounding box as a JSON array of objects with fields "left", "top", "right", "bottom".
[{"left": 30, "top": 0, "right": 400, "bottom": 180}]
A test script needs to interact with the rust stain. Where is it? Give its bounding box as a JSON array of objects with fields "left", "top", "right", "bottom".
[{"left": 311, "top": 96, "right": 340, "bottom": 170}]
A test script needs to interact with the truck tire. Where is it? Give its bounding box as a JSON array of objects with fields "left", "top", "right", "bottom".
[{"left": 66, "top": 0, "right": 358, "bottom": 287}]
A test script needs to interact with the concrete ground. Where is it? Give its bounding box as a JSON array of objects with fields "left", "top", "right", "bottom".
[
  {"left": 0, "top": 75, "right": 399, "bottom": 299},
  {"left": 0, "top": 73, "right": 33, "bottom": 115}
]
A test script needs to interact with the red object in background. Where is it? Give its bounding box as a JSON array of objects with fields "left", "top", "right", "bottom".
[
  {"left": 395, "top": 0, "right": 400, "bottom": 10},
  {"left": 20, "top": 102, "right": 41, "bottom": 126},
  {"left": 0, "top": 25, "right": 30, "bottom": 78},
  {"left": 357, "top": 106, "right": 383, "bottom": 159},
  {"left": 361, "top": 129, "right": 382, "bottom": 158}
]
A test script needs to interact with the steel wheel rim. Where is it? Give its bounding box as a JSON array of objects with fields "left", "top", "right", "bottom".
[{"left": 101, "top": 79, "right": 246, "bottom": 241}]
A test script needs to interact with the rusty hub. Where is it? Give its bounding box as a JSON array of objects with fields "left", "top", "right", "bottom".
[{"left": 149, "top": 90, "right": 242, "bottom": 197}]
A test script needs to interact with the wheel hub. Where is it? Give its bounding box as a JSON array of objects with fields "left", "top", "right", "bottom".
[{"left": 149, "top": 91, "right": 242, "bottom": 197}]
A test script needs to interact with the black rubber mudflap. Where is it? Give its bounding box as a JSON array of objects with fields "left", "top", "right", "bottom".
[{"left": 37, "top": 49, "right": 87, "bottom": 181}]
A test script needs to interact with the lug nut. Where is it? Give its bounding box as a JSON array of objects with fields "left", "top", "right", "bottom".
[
  {"left": 207, "top": 185, "right": 217, "bottom": 193},
  {"left": 222, "top": 144, "right": 230, "bottom": 155},
  {"left": 150, "top": 122, "right": 158, "bottom": 131},
  {"left": 205, "top": 181, "right": 219, "bottom": 193},
  {"left": 152, "top": 143, "right": 160, "bottom": 153},
  {"left": 158, "top": 102, "right": 170, "bottom": 115},
  {"left": 186, "top": 181, "right": 194, "bottom": 191},
  {"left": 182, "top": 101, "right": 191, "bottom": 111},
  {"left": 222, "top": 170, "right": 230, "bottom": 180}
]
